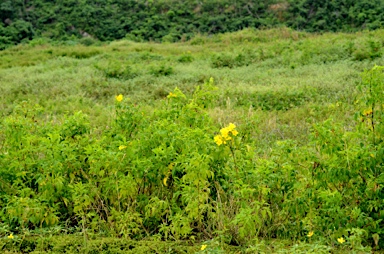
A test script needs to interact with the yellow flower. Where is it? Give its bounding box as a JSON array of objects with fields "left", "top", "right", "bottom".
[
  {"left": 119, "top": 145, "right": 127, "bottom": 150},
  {"left": 8, "top": 233, "right": 14, "bottom": 239},
  {"left": 220, "top": 127, "right": 231, "bottom": 139},
  {"left": 214, "top": 135, "right": 223, "bottom": 146},
  {"left": 337, "top": 237, "right": 345, "bottom": 244},
  {"left": 214, "top": 123, "right": 239, "bottom": 146},
  {"left": 168, "top": 92, "right": 177, "bottom": 98},
  {"left": 307, "top": 231, "right": 314, "bottom": 237},
  {"left": 163, "top": 176, "right": 168, "bottom": 187},
  {"left": 115, "top": 94, "right": 123, "bottom": 102},
  {"left": 227, "top": 123, "right": 236, "bottom": 131},
  {"left": 201, "top": 244, "right": 207, "bottom": 251}
]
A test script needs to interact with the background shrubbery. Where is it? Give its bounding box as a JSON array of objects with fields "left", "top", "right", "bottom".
[{"left": 1, "top": 0, "right": 384, "bottom": 48}]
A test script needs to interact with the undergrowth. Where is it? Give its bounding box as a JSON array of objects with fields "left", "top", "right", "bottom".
[{"left": 1, "top": 29, "right": 384, "bottom": 252}]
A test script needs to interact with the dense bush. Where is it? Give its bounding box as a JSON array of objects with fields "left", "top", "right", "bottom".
[
  {"left": 1, "top": 0, "right": 384, "bottom": 48},
  {"left": 1, "top": 67, "right": 384, "bottom": 252}
]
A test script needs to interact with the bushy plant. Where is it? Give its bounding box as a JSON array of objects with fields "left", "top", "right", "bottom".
[
  {"left": 352, "top": 38, "right": 383, "bottom": 61},
  {"left": 178, "top": 53, "right": 194, "bottom": 63},
  {"left": 94, "top": 60, "right": 138, "bottom": 80},
  {"left": 149, "top": 64, "right": 174, "bottom": 76},
  {"left": 211, "top": 53, "right": 253, "bottom": 69}
]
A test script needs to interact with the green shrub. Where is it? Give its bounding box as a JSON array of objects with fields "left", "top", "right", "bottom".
[
  {"left": 57, "top": 47, "right": 101, "bottom": 59},
  {"left": 178, "top": 53, "right": 194, "bottom": 63},
  {"left": 211, "top": 53, "right": 245, "bottom": 69},
  {"left": 352, "top": 38, "right": 382, "bottom": 61},
  {"left": 224, "top": 87, "right": 315, "bottom": 111},
  {"left": 149, "top": 64, "right": 174, "bottom": 76},
  {"left": 79, "top": 37, "right": 98, "bottom": 46},
  {"left": 94, "top": 60, "right": 138, "bottom": 79}
]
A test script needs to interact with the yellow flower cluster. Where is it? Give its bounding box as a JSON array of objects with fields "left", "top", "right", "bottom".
[
  {"left": 214, "top": 123, "right": 238, "bottom": 146},
  {"left": 115, "top": 94, "right": 123, "bottom": 102}
]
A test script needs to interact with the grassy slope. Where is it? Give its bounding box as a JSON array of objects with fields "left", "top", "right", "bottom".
[
  {"left": 1, "top": 27, "right": 384, "bottom": 253},
  {"left": 1, "top": 28, "right": 382, "bottom": 144}
]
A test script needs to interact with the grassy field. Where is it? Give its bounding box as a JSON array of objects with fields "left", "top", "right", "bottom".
[
  {"left": 1, "top": 27, "right": 384, "bottom": 253},
  {"left": 1, "top": 29, "right": 380, "bottom": 142}
]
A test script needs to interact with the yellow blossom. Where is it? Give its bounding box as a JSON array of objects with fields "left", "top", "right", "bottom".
[
  {"left": 214, "top": 135, "right": 223, "bottom": 146},
  {"left": 337, "top": 237, "right": 345, "bottom": 244},
  {"left": 220, "top": 128, "right": 231, "bottom": 139},
  {"left": 201, "top": 244, "right": 207, "bottom": 251},
  {"left": 168, "top": 92, "right": 177, "bottom": 98},
  {"left": 115, "top": 94, "right": 123, "bottom": 102},
  {"left": 119, "top": 145, "right": 127, "bottom": 150},
  {"left": 307, "top": 231, "right": 314, "bottom": 237},
  {"left": 8, "top": 233, "right": 14, "bottom": 239},
  {"left": 227, "top": 123, "right": 236, "bottom": 131},
  {"left": 214, "top": 123, "right": 239, "bottom": 146}
]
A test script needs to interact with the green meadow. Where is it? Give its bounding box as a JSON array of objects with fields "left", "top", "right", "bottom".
[{"left": 1, "top": 28, "right": 384, "bottom": 253}]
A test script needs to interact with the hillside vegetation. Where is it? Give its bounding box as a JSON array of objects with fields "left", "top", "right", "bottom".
[
  {"left": 1, "top": 28, "right": 384, "bottom": 253},
  {"left": 1, "top": 0, "right": 384, "bottom": 48}
]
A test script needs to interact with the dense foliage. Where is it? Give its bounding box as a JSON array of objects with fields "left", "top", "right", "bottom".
[
  {"left": 1, "top": 68, "right": 384, "bottom": 253},
  {"left": 1, "top": 28, "right": 384, "bottom": 252},
  {"left": 1, "top": 0, "right": 384, "bottom": 48}
]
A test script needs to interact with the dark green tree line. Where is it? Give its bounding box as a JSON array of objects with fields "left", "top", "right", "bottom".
[{"left": 0, "top": 0, "right": 383, "bottom": 48}]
